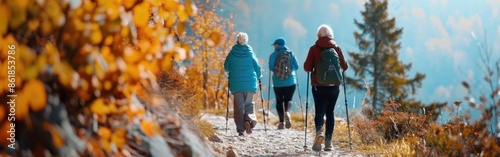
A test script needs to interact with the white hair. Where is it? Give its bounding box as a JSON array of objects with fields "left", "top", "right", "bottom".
[
  {"left": 236, "top": 32, "right": 249, "bottom": 45},
  {"left": 316, "top": 24, "right": 334, "bottom": 39}
]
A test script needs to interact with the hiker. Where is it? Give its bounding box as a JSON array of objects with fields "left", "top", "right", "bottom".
[
  {"left": 224, "top": 32, "right": 262, "bottom": 136},
  {"left": 303, "top": 24, "right": 348, "bottom": 151},
  {"left": 268, "top": 37, "right": 299, "bottom": 129}
]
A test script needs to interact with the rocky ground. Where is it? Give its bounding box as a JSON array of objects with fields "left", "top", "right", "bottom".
[{"left": 202, "top": 114, "right": 363, "bottom": 157}]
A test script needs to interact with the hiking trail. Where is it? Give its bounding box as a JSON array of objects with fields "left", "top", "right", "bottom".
[{"left": 202, "top": 114, "right": 362, "bottom": 157}]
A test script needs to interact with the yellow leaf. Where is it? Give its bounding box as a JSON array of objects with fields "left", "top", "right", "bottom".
[
  {"left": 177, "top": 5, "right": 188, "bottom": 22},
  {"left": 209, "top": 31, "right": 222, "bottom": 46},
  {"left": 184, "top": 0, "right": 197, "bottom": 16},
  {"left": 104, "top": 36, "right": 114, "bottom": 46},
  {"left": 0, "top": 104, "right": 4, "bottom": 122},
  {"left": 25, "top": 79, "right": 47, "bottom": 112},
  {"left": 140, "top": 119, "right": 155, "bottom": 137},
  {"left": 165, "top": 11, "right": 176, "bottom": 27},
  {"left": 90, "top": 98, "right": 110, "bottom": 115},
  {"left": 163, "top": 0, "right": 180, "bottom": 12},
  {"left": 98, "top": 126, "right": 112, "bottom": 140},
  {"left": 111, "top": 129, "right": 127, "bottom": 149},
  {"left": 8, "top": 0, "right": 27, "bottom": 29},
  {"left": 101, "top": 139, "right": 111, "bottom": 152},
  {"left": 90, "top": 29, "right": 103, "bottom": 44},
  {"left": 177, "top": 21, "right": 186, "bottom": 34},
  {"left": 16, "top": 90, "right": 30, "bottom": 120},
  {"left": 133, "top": 2, "right": 150, "bottom": 28},
  {"left": 0, "top": 4, "right": 10, "bottom": 35},
  {"left": 122, "top": 0, "right": 137, "bottom": 10}
]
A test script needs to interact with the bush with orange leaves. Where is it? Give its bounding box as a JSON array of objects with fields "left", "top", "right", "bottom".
[
  {"left": 0, "top": 0, "right": 216, "bottom": 156},
  {"left": 353, "top": 98, "right": 500, "bottom": 156}
]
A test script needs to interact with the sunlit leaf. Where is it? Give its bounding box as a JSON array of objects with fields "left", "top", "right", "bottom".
[
  {"left": 0, "top": 4, "right": 10, "bottom": 35},
  {"left": 209, "top": 31, "right": 222, "bottom": 46},
  {"left": 140, "top": 119, "right": 155, "bottom": 137},
  {"left": 8, "top": 0, "right": 27, "bottom": 29},
  {"left": 176, "top": 22, "right": 186, "bottom": 35},
  {"left": 98, "top": 126, "right": 112, "bottom": 140},
  {"left": 133, "top": 2, "right": 150, "bottom": 28},
  {"left": 111, "top": 129, "right": 127, "bottom": 149},
  {"left": 16, "top": 90, "right": 30, "bottom": 120},
  {"left": 184, "top": 0, "right": 197, "bottom": 16},
  {"left": 0, "top": 105, "right": 4, "bottom": 122},
  {"left": 177, "top": 5, "right": 188, "bottom": 22},
  {"left": 26, "top": 79, "right": 47, "bottom": 112},
  {"left": 90, "top": 98, "right": 110, "bottom": 115},
  {"left": 163, "top": 0, "right": 180, "bottom": 12}
]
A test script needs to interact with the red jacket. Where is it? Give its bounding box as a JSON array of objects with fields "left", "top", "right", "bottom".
[{"left": 304, "top": 36, "right": 348, "bottom": 86}]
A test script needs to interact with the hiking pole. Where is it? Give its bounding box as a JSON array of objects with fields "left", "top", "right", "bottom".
[
  {"left": 226, "top": 79, "right": 230, "bottom": 135},
  {"left": 303, "top": 72, "right": 310, "bottom": 151},
  {"left": 267, "top": 72, "right": 272, "bottom": 129},
  {"left": 342, "top": 71, "right": 352, "bottom": 150},
  {"left": 259, "top": 79, "right": 267, "bottom": 133},
  {"left": 296, "top": 76, "right": 304, "bottom": 121}
]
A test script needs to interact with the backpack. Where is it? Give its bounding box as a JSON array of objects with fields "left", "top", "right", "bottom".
[
  {"left": 315, "top": 47, "right": 342, "bottom": 85},
  {"left": 274, "top": 51, "right": 292, "bottom": 80}
]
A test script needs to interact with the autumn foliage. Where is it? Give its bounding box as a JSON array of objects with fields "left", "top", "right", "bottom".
[{"left": 0, "top": 0, "right": 219, "bottom": 156}]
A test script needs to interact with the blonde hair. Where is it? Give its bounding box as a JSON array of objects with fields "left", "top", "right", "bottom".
[
  {"left": 316, "top": 24, "right": 334, "bottom": 39},
  {"left": 236, "top": 32, "right": 249, "bottom": 45}
]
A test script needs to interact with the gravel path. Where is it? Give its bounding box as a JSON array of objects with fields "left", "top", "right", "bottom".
[{"left": 202, "top": 114, "right": 362, "bottom": 157}]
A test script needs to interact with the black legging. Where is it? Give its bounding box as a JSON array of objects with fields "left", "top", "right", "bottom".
[{"left": 273, "top": 85, "right": 296, "bottom": 122}]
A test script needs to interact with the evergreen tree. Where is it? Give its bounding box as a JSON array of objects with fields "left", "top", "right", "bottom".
[{"left": 347, "top": 0, "right": 425, "bottom": 113}]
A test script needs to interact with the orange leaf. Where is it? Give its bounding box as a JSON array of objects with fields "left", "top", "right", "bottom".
[
  {"left": 0, "top": 105, "right": 4, "bottom": 121},
  {"left": 0, "top": 4, "right": 10, "bottom": 35},
  {"left": 209, "top": 32, "right": 222, "bottom": 46},
  {"left": 163, "top": 0, "right": 180, "bottom": 12},
  {"left": 16, "top": 90, "right": 29, "bottom": 120},
  {"left": 133, "top": 2, "right": 150, "bottom": 28},
  {"left": 140, "top": 119, "right": 155, "bottom": 137},
  {"left": 0, "top": 122, "right": 13, "bottom": 145},
  {"left": 25, "top": 79, "right": 47, "bottom": 112},
  {"left": 98, "top": 126, "right": 112, "bottom": 140},
  {"left": 176, "top": 5, "right": 188, "bottom": 22},
  {"left": 90, "top": 98, "right": 110, "bottom": 115},
  {"left": 111, "top": 129, "right": 127, "bottom": 149}
]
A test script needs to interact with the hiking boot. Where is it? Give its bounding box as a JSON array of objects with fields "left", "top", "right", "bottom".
[
  {"left": 284, "top": 112, "right": 292, "bottom": 129},
  {"left": 324, "top": 141, "right": 333, "bottom": 151},
  {"left": 250, "top": 120, "right": 257, "bottom": 129},
  {"left": 238, "top": 131, "right": 244, "bottom": 136},
  {"left": 244, "top": 121, "right": 252, "bottom": 134},
  {"left": 277, "top": 122, "right": 284, "bottom": 130},
  {"left": 312, "top": 135, "right": 324, "bottom": 151}
]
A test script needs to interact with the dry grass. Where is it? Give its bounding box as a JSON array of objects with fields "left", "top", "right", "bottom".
[{"left": 196, "top": 119, "right": 216, "bottom": 136}]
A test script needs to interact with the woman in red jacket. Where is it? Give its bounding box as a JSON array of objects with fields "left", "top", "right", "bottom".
[{"left": 303, "top": 24, "right": 348, "bottom": 151}]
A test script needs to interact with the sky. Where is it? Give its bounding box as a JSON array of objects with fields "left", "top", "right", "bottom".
[{"left": 217, "top": 0, "right": 500, "bottom": 121}]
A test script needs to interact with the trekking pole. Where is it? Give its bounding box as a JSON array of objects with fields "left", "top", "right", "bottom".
[
  {"left": 342, "top": 71, "right": 352, "bottom": 150},
  {"left": 296, "top": 76, "right": 304, "bottom": 121},
  {"left": 303, "top": 72, "right": 310, "bottom": 151},
  {"left": 259, "top": 79, "right": 267, "bottom": 133},
  {"left": 226, "top": 78, "right": 230, "bottom": 135},
  {"left": 267, "top": 72, "right": 272, "bottom": 129}
]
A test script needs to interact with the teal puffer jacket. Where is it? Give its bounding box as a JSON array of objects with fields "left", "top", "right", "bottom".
[{"left": 224, "top": 44, "right": 262, "bottom": 93}]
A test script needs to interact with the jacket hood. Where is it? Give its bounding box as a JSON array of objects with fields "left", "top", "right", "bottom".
[
  {"left": 231, "top": 44, "right": 253, "bottom": 57},
  {"left": 274, "top": 45, "right": 289, "bottom": 53},
  {"left": 315, "top": 36, "right": 337, "bottom": 49}
]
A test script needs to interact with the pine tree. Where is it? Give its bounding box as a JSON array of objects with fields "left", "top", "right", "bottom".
[{"left": 347, "top": 0, "right": 425, "bottom": 113}]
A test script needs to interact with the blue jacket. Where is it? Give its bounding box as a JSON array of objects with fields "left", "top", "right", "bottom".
[
  {"left": 269, "top": 45, "right": 299, "bottom": 87},
  {"left": 224, "top": 44, "right": 262, "bottom": 93}
]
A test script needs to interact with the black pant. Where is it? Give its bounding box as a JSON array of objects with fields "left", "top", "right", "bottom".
[
  {"left": 273, "top": 85, "right": 296, "bottom": 122},
  {"left": 312, "top": 86, "right": 340, "bottom": 142}
]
